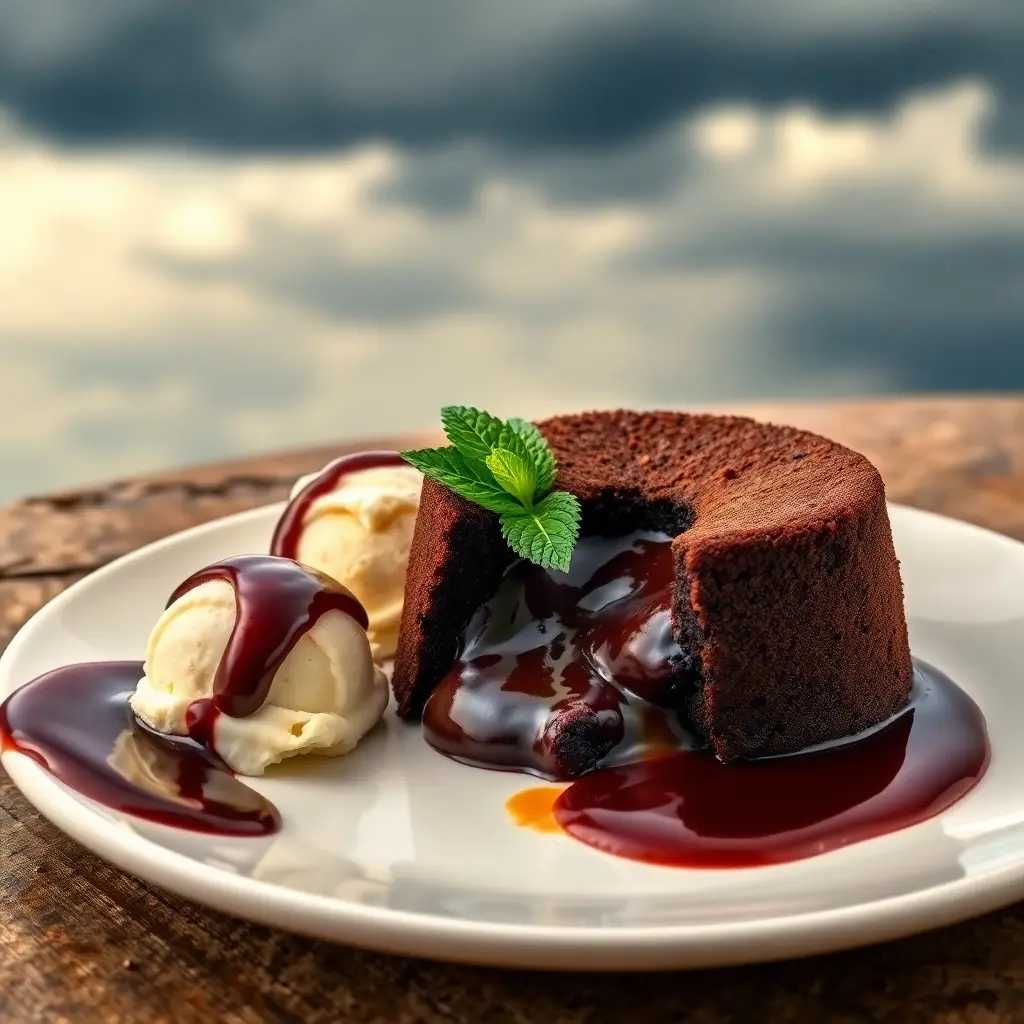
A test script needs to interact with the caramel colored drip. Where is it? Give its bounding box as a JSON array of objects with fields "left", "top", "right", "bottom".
[{"left": 505, "top": 786, "right": 564, "bottom": 834}]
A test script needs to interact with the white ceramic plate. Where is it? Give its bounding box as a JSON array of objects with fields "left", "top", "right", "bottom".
[{"left": 3, "top": 502, "right": 1024, "bottom": 970}]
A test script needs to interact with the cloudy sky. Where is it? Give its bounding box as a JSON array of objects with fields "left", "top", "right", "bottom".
[{"left": 1, "top": 1, "right": 1022, "bottom": 498}]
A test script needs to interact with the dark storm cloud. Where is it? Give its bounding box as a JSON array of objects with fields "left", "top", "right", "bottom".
[
  {"left": 648, "top": 225, "right": 1024, "bottom": 391},
  {"left": 778, "top": 240, "right": 1024, "bottom": 392},
  {"left": 630, "top": 205, "right": 1024, "bottom": 392},
  {"left": 1, "top": 0, "right": 1023, "bottom": 151},
  {"left": 376, "top": 130, "right": 694, "bottom": 212}
]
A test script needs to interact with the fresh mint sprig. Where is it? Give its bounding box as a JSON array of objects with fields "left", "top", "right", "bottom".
[{"left": 402, "top": 406, "right": 581, "bottom": 572}]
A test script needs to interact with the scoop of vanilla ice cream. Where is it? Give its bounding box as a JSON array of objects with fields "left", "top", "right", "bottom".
[
  {"left": 130, "top": 578, "right": 389, "bottom": 775},
  {"left": 288, "top": 463, "right": 422, "bottom": 660}
]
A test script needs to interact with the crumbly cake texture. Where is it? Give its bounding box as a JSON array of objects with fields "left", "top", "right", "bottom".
[{"left": 392, "top": 410, "right": 913, "bottom": 761}]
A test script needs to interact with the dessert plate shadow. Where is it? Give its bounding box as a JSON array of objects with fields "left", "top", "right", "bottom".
[{"left": 3, "top": 502, "right": 1024, "bottom": 971}]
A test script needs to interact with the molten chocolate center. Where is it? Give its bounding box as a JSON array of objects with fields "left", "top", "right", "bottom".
[{"left": 423, "top": 532, "right": 696, "bottom": 778}]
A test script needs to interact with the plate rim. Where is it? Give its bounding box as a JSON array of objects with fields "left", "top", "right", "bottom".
[{"left": 3, "top": 499, "right": 1024, "bottom": 970}]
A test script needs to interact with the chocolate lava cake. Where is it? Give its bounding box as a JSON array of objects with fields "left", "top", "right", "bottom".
[{"left": 392, "top": 410, "right": 913, "bottom": 766}]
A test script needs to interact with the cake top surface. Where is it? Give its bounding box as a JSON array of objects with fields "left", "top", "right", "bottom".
[{"left": 539, "top": 409, "right": 884, "bottom": 546}]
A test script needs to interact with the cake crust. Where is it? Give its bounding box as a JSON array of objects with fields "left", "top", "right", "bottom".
[{"left": 392, "top": 410, "right": 913, "bottom": 760}]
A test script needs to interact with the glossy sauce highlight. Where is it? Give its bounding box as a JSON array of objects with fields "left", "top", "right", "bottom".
[{"left": 423, "top": 532, "right": 694, "bottom": 779}]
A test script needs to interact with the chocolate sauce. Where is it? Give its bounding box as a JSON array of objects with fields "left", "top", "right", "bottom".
[
  {"left": 170, "top": 556, "right": 368, "bottom": 746},
  {"left": 270, "top": 450, "right": 408, "bottom": 559},
  {"left": 551, "top": 663, "right": 989, "bottom": 867},
  {"left": 429, "top": 530, "right": 989, "bottom": 865},
  {"left": 0, "top": 662, "right": 279, "bottom": 835},
  {"left": 0, "top": 555, "right": 371, "bottom": 836},
  {"left": 423, "top": 532, "right": 694, "bottom": 779}
]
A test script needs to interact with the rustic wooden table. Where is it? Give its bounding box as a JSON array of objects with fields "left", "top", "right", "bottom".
[{"left": 3, "top": 395, "right": 1024, "bottom": 1024}]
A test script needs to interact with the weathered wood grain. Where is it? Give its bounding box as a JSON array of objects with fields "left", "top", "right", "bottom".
[{"left": 3, "top": 396, "right": 1024, "bottom": 1023}]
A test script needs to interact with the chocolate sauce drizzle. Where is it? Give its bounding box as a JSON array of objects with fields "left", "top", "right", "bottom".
[
  {"left": 270, "top": 450, "right": 407, "bottom": 560},
  {"left": 172, "top": 557, "right": 368, "bottom": 747},
  {"left": 0, "top": 555, "right": 371, "bottom": 836}
]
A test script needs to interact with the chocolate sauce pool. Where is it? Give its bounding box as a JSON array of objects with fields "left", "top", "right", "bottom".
[
  {"left": 552, "top": 662, "right": 988, "bottom": 867},
  {"left": 425, "top": 531, "right": 990, "bottom": 866},
  {"left": 0, "top": 661, "right": 279, "bottom": 835}
]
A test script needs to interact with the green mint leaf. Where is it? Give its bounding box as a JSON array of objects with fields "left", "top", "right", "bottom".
[
  {"left": 442, "top": 406, "right": 545, "bottom": 498},
  {"left": 507, "top": 417, "right": 556, "bottom": 494},
  {"left": 440, "top": 406, "right": 508, "bottom": 463},
  {"left": 412, "top": 406, "right": 579, "bottom": 571},
  {"left": 494, "top": 424, "right": 538, "bottom": 482},
  {"left": 485, "top": 447, "right": 537, "bottom": 507},
  {"left": 499, "top": 491, "right": 581, "bottom": 573},
  {"left": 401, "top": 446, "right": 522, "bottom": 515}
]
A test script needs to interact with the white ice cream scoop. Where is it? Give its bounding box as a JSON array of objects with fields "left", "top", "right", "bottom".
[
  {"left": 285, "top": 463, "right": 422, "bottom": 660},
  {"left": 130, "top": 576, "right": 389, "bottom": 775}
]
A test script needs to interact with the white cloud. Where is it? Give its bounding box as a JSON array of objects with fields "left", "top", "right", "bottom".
[
  {"left": 0, "top": 79, "right": 1021, "bottom": 498},
  {"left": 678, "top": 81, "right": 1018, "bottom": 238}
]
